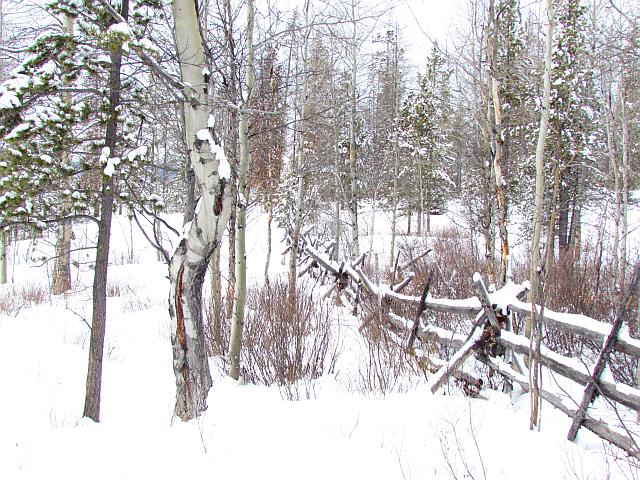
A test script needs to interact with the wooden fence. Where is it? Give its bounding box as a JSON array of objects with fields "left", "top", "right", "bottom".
[{"left": 290, "top": 232, "right": 640, "bottom": 459}]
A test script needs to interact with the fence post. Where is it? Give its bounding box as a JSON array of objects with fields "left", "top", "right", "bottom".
[{"left": 567, "top": 264, "right": 640, "bottom": 441}]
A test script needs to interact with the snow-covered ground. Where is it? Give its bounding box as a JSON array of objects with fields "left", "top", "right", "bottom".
[{"left": 1, "top": 203, "right": 639, "bottom": 479}]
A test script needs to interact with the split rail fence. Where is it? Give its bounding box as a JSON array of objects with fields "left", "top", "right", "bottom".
[{"left": 289, "top": 231, "right": 640, "bottom": 459}]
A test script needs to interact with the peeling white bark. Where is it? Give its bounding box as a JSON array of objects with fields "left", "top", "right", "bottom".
[{"left": 169, "top": 0, "right": 234, "bottom": 421}]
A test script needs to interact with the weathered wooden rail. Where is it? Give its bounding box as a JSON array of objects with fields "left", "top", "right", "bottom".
[{"left": 290, "top": 232, "right": 640, "bottom": 459}]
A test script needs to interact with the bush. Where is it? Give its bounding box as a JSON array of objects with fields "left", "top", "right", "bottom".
[
  {"left": 238, "top": 279, "right": 339, "bottom": 400},
  {"left": 0, "top": 282, "right": 49, "bottom": 316}
]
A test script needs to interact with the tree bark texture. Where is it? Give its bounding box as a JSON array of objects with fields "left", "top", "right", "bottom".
[
  {"left": 51, "top": 14, "right": 75, "bottom": 295},
  {"left": 491, "top": 75, "right": 509, "bottom": 286},
  {"left": 83, "top": 1, "right": 128, "bottom": 422},
  {"left": 228, "top": 0, "right": 254, "bottom": 381},
  {"left": 287, "top": 0, "right": 310, "bottom": 306},
  {"left": 51, "top": 219, "right": 72, "bottom": 294},
  {"left": 527, "top": 0, "right": 554, "bottom": 430},
  {"left": 169, "top": 0, "right": 234, "bottom": 420}
]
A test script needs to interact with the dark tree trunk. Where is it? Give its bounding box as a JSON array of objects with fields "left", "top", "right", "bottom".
[
  {"left": 51, "top": 218, "right": 72, "bottom": 294},
  {"left": 557, "top": 167, "right": 572, "bottom": 255},
  {"left": 83, "top": 0, "right": 127, "bottom": 422}
]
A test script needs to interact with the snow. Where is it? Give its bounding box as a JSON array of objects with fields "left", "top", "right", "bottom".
[
  {"left": 126, "top": 145, "right": 147, "bottom": 162},
  {"left": 137, "top": 38, "right": 160, "bottom": 55},
  {"left": 215, "top": 145, "right": 231, "bottom": 180},
  {"left": 107, "top": 22, "right": 133, "bottom": 39},
  {"left": 0, "top": 90, "right": 21, "bottom": 109},
  {"left": 196, "top": 128, "right": 213, "bottom": 143},
  {"left": 0, "top": 204, "right": 637, "bottom": 480}
]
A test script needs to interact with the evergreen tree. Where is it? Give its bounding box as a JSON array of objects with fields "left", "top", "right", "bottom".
[
  {"left": 549, "top": 0, "right": 604, "bottom": 255},
  {"left": 398, "top": 44, "right": 453, "bottom": 233}
]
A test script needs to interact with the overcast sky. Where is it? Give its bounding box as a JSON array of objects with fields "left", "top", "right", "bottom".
[{"left": 393, "top": 0, "right": 466, "bottom": 80}]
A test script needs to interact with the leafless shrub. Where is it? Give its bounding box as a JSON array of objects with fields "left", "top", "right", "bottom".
[
  {"left": 204, "top": 296, "right": 229, "bottom": 357},
  {"left": 0, "top": 282, "right": 49, "bottom": 315},
  {"left": 121, "top": 293, "right": 156, "bottom": 312},
  {"left": 110, "top": 250, "right": 140, "bottom": 266},
  {"left": 539, "top": 240, "right": 639, "bottom": 384},
  {"left": 239, "top": 279, "right": 339, "bottom": 400},
  {"left": 357, "top": 318, "right": 424, "bottom": 394},
  {"left": 439, "top": 402, "right": 487, "bottom": 480},
  {"left": 106, "top": 281, "right": 124, "bottom": 297},
  {"left": 393, "top": 227, "right": 489, "bottom": 337}
]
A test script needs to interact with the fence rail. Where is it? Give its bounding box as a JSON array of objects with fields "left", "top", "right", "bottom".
[{"left": 290, "top": 231, "right": 640, "bottom": 459}]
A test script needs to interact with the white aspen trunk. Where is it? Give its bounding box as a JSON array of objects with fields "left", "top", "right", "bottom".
[
  {"left": 223, "top": 0, "right": 238, "bottom": 321},
  {"left": 348, "top": 0, "right": 359, "bottom": 258},
  {"left": 169, "top": 0, "right": 234, "bottom": 420},
  {"left": 228, "top": 0, "right": 254, "bottom": 381},
  {"left": 331, "top": 61, "right": 341, "bottom": 263},
  {"left": 368, "top": 191, "right": 376, "bottom": 256},
  {"left": 491, "top": 77, "right": 509, "bottom": 286},
  {"left": 528, "top": 0, "right": 554, "bottom": 431},
  {"left": 155, "top": 220, "right": 164, "bottom": 262},
  {"left": 287, "top": 0, "right": 310, "bottom": 305},
  {"left": 52, "top": 14, "right": 75, "bottom": 295},
  {"left": 479, "top": 56, "right": 496, "bottom": 287},
  {"left": 418, "top": 162, "right": 425, "bottom": 236}
]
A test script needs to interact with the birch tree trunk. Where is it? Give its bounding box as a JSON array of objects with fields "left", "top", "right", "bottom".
[
  {"left": 389, "top": 157, "right": 397, "bottom": 268},
  {"left": 223, "top": 0, "right": 239, "bottom": 321},
  {"left": 491, "top": 77, "right": 509, "bottom": 286},
  {"left": 480, "top": 83, "right": 496, "bottom": 287},
  {"left": 287, "top": 0, "right": 310, "bottom": 306},
  {"left": 51, "top": 14, "right": 75, "bottom": 295},
  {"left": 169, "top": 0, "right": 234, "bottom": 420},
  {"left": 528, "top": 0, "right": 554, "bottom": 431},
  {"left": 83, "top": 0, "right": 128, "bottom": 422},
  {"left": 228, "top": 0, "right": 254, "bottom": 381},
  {"left": 478, "top": 22, "right": 496, "bottom": 288}
]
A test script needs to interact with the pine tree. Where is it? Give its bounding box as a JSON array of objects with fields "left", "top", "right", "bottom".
[
  {"left": 549, "top": 0, "right": 604, "bottom": 256},
  {"left": 398, "top": 44, "right": 453, "bottom": 233}
]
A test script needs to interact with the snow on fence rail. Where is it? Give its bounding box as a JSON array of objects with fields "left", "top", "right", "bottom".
[{"left": 288, "top": 231, "right": 640, "bottom": 459}]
